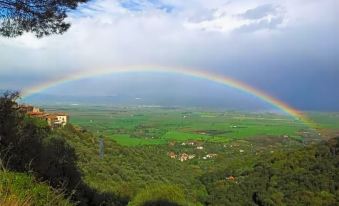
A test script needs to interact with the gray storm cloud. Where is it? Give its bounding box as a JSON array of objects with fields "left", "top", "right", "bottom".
[{"left": 239, "top": 4, "right": 280, "bottom": 20}]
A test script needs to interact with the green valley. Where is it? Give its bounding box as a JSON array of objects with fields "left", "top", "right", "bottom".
[
  {"left": 44, "top": 106, "right": 326, "bottom": 146},
  {"left": 1, "top": 95, "right": 338, "bottom": 205}
]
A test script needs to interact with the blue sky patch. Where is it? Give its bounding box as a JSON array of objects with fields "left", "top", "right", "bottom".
[{"left": 119, "top": 0, "right": 174, "bottom": 13}]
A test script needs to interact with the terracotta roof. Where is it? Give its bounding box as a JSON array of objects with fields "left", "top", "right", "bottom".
[
  {"left": 53, "top": 113, "right": 68, "bottom": 116},
  {"left": 46, "top": 114, "right": 58, "bottom": 119},
  {"left": 226, "top": 176, "right": 236, "bottom": 181}
]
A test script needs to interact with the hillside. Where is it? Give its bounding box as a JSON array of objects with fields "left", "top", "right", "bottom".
[
  {"left": 1, "top": 122, "right": 337, "bottom": 206},
  {"left": 57, "top": 124, "right": 339, "bottom": 205},
  {"left": 0, "top": 170, "right": 72, "bottom": 206},
  {"left": 57, "top": 125, "right": 202, "bottom": 205}
]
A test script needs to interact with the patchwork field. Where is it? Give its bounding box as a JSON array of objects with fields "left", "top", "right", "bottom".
[{"left": 42, "top": 106, "right": 337, "bottom": 146}]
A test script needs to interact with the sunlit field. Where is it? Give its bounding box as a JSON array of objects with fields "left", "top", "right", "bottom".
[{"left": 43, "top": 105, "right": 339, "bottom": 146}]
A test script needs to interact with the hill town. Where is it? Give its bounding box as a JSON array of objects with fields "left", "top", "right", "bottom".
[{"left": 19, "top": 105, "right": 69, "bottom": 128}]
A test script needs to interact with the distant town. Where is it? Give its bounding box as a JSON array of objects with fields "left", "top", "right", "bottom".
[
  {"left": 167, "top": 141, "right": 219, "bottom": 162},
  {"left": 19, "top": 105, "right": 69, "bottom": 128}
]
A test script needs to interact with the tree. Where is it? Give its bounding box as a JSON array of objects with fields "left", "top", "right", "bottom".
[
  {"left": 0, "top": 91, "right": 21, "bottom": 160},
  {"left": 0, "top": 0, "right": 88, "bottom": 37}
]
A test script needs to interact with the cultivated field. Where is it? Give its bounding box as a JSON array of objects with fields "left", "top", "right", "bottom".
[{"left": 43, "top": 106, "right": 338, "bottom": 146}]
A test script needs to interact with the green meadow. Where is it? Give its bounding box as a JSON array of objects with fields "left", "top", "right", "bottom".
[{"left": 43, "top": 106, "right": 334, "bottom": 146}]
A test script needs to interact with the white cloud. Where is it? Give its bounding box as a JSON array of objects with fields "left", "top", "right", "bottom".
[
  {"left": 0, "top": 0, "right": 337, "bottom": 89},
  {"left": 183, "top": 2, "right": 286, "bottom": 33}
]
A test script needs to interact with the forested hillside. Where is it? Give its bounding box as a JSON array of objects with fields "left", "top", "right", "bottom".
[
  {"left": 201, "top": 139, "right": 339, "bottom": 205},
  {"left": 59, "top": 124, "right": 339, "bottom": 206},
  {"left": 0, "top": 92, "right": 338, "bottom": 206}
]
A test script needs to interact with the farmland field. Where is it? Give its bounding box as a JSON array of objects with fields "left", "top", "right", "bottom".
[{"left": 43, "top": 105, "right": 336, "bottom": 146}]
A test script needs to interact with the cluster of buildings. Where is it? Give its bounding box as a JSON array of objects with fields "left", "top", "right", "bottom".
[
  {"left": 167, "top": 152, "right": 196, "bottom": 162},
  {"left": 167, "top": 151, "right": 218, "bottom": 162},
  {"left": 167, "top": 140, "right": 219, "bottom": 161},
  {"left": 19, "top": 105, "right": 69, "bottom": 128}
]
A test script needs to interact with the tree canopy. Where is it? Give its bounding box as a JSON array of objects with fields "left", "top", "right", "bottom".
[{"left": 0, "top": 0, "right": 88, "bottom": 37}]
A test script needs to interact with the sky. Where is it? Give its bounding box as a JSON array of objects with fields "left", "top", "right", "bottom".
[{"left": 0, "top": 0, "right": 338, "bottom": 110}]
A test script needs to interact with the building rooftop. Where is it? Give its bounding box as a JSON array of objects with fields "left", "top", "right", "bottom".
[{"left": 53, "top": 112, "right": 69, "bottom": 116}]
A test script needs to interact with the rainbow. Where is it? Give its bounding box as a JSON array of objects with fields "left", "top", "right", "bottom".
[{"left": 21, "top": 65, "right": 316, "bottom": 127}]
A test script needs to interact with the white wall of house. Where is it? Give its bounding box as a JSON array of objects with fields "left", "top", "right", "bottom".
[{"left": 56, "top": 115, "right": 68, "bottom": 126}]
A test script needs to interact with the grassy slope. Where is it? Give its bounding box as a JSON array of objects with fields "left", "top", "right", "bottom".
[{"left": 0, "top": 170, "right": 72, "bottom": 206}]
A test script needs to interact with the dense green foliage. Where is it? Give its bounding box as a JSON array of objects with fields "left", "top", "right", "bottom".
[
  {"left": 201, "top": 139, "right": 339, "bottom": 205},
  {"left": 58, "top": 125, "right": 204, "bottom": 204}
]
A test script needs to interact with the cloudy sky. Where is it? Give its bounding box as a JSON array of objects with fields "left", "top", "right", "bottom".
[{"left": 0, "top": 0, "right": 338, "bottom": 110}]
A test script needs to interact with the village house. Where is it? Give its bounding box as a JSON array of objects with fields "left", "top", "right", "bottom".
[
  {"left": 196, "top": 146, "right": 204, "bottom": 150},
  {"left": 19, "top": 105, "right": 42, "bottom": 113},
  {"left": 203, "top": 153, "right": 218, "bottom": 160},
  {"left": 45, "top": 114, "right": 58, "bottom": 127},
  {"left": 45, "top": 114, "right": 69, "bottom": 128},
  {"left": 179, "top": 153, "right": 189, "bottom": 162},
  {"left": 167, "top": 152, "right": 177, "bottom": 159},
  {"left": 26, "top": 111, "right": 47, "bottom": 119},
  {"left": 20, "top": 105, "right": 69, "bottom": 128},
  {"left": 53, "top": 113, "right": 69, "bottom": 127},
  {"left": 226, "top": 176, "right": 236, "bottom": 181},
  {"left": 188, "top": 154, "right": 196, "bottom": 160}
]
